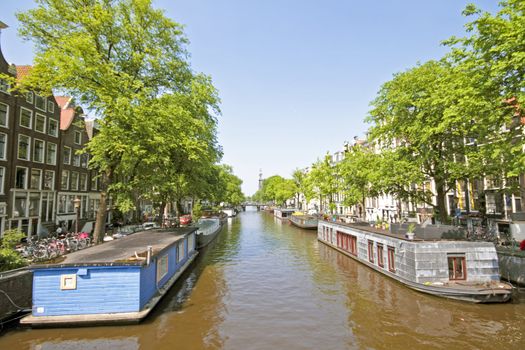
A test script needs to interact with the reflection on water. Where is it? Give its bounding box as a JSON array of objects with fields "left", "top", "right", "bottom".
[{"left": 1, "top": 209, "right": 524, "bottom": 349}]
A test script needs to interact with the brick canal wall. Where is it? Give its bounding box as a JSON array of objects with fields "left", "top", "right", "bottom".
[
  {"left": 0, "top": 269, "right": 32, "bottom": 322},
  {"left": 497, "top": 248, "right": 525, "bottom": 286}
]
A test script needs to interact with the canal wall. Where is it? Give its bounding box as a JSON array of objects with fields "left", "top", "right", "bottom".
[
  {"left": 0, "top": 269, "right": 32, "bottom": 322},
  {"left": 496, "top": 248, "right": 525, "bottom": 286}
]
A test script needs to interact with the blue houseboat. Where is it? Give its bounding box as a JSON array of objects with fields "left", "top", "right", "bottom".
[{"left": 21, "top": 227, "right": 198, "bottom": 326}]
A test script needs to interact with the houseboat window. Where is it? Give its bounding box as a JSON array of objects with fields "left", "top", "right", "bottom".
[
  {"left": 448, "top": 254, "right": 466, "bottom": 280},
  {"left": 349, "top": 235, "right": 357, "bottom": 256},
  {"left": 156, "top": 254, "right": 169, "bottom": 283},
  {"left": 188, "top": 233, "right": 195, "bottom": 252},
  {"left": 387, "top": 246, "right": 396, "bottom": 272},
  {"left": 178, "top": 241, "right": 185, "bottom": 263},
  {"left": 368, "top": 240, "right": 374, "bottom": 263},
  {"left": 377, "top": 244, "right": 384, "bottom": 267},
  {"left": 60, "top": 274, "right": 77, "bottom": 290}
]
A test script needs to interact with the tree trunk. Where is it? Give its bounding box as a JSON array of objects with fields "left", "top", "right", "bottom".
[
  {"left": 159, "top": 201, "right": 166, "bottom": 227},
  {"left": 435, "top": 179, "right": 448, "bottom": 224},
  {"left": 361, "top": 194, "right": 366, "bottom": 220},
  {"left": 93, "top": 190, "right": 107, "bottom": 245},
  {"left": 93, "top": 170, "right": 111, "bottom": 245}
]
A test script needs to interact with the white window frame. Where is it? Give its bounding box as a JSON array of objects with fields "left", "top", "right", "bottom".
[
  {"left": 61, "top": 170, "right": 69, "bottom": 190},
  {"left": 0, "top": 102, "right": 8, "bottom": 128},
  {"left": 0, "top": 166, "right": 4, "bottom": 194},
  {"left": 74, "top": 131, "right": 82, "bottom": 145},
  {"left": 26, "top": 92, "right": 33, "bottom": 104},
  {"left": 19, "top": 107, "right": 32, "bottom": 129},
  {"left": 73, "top": 154, "right": 80, "bottom": 167},
  {"left": 17, "top": 134, "right": 31, "bottom": 161},
  {"left": 48, "top": 118, "right": 58, "bottom": 137},
  {"left": 70, "top": 171, "right": 79, "bottom": 191},
  {"left": 79, "top": 173, "right": 87, "bottom": 191},
  {"left": 0, "top": 132, "right": 6, "bottom": 160},
  {"left": 43, "top": 170, "right": 55, "bottom": 190},
  {"left": 0, "top": 79, "right": 10, "bottom": 94},
  {"left": 15, "top": 166, "right": 28, "bottom": 189},
  {"left": 33, "top": 139, "right": 45, "bottom": 163},
  {"left": 30, "top": 168, "right": 42, "bottom": 190},
  {"left": 46, "top": 142, "right": 57, "bottom": 165},
  {"left": 63, "top": 146, "right": 71, "bottom": 165},
  {"left": 35, "top": 113, "right": 46, "bottom": 133},
  {"left": 47, "top": 100, "right": 55, "bottom": 113},
  {"left": 35, "top": 95, "right": 46, "bottom": 112}
]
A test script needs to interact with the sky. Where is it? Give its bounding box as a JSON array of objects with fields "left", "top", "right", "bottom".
[{"left": 0, "top": 0, "right": 500, "bottom": 195}]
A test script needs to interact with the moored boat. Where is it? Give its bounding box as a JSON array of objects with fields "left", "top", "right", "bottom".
[
  {"left": 274, "top": 208, "right": 296, "bottom": 220},
  {"left": 318, "top": 220, "right": 512, "bottom": 303},
  {"left": 289, "top": 213, "right": 318, "bottom": 230},
  {"left": 20, "top": 227, "right": 198, "bottom": 327},
  {"left": 195, "top": 217, "right": 222, "bottom": 248}
]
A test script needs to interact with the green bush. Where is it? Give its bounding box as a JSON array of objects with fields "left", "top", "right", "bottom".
[{"left": 0, "top": 229, "right": 28, "bottom": 272}]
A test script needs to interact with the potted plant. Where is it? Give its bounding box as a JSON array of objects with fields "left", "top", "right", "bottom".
[{"left": 406, "top": 223, "right": 416, "bottom": 240}]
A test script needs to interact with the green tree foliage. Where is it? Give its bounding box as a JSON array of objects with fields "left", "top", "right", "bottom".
[
  {"left": 17, "top": 0, "right": 221, "bottom": 242},
  {"left": 258, "top": 175, "right": 297, "bottom": 206},
  {"left": 444, "top": 0, "right": 525, "bottom": 177},
  {"left": 367, "top": 60, "right": 490, "bottom": 223},
  {"left": 0, "top": 230, "right": 27, "bottom": 272},
  {"left": 305, "top": 154, "right": 339, "bottom": 213},
  {"left": 337, "top": 145, "right": 381, "bottom": 218}
]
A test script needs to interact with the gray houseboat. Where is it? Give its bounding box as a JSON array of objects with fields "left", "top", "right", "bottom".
[
  {"left": 289, "top": 214, "right": 318, "bottom": 230},
  {"left": 195, "top": 217, "right": 223, "bottom": 248},
  {"left": 318, "top": 220, "right": 512, "bottom": 303},
  {"left": 274, "top": 208, "right": 296, "bottom": 220},
  {"left": 21, "top": 227, "right": 198, "bottom": 327}
]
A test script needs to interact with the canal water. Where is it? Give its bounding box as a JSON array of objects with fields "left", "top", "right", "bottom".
[{"left": 1, "top": 208, "right": 524, "bottom": 349}]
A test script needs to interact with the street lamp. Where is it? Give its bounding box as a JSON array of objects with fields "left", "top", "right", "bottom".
[{"left": 74, "top": 197, "right": 81, "bottom": 233}]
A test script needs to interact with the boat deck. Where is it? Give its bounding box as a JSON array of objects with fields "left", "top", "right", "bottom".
[{"left": 32, "top": 227, "right": 197, "bottom": 268}]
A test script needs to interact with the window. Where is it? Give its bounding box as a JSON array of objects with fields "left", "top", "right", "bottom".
[
  {"left": 26, "top": 92, "right": 33, "bottom": 104},
  {"left": 0, "top": 167, "right": 4, "bottom": 194},
  {"left": 48, "top": 118, "right": 58, "bottom": 137},
  {"left": 14, "top": 192, "right": 28, "bottom": 217},
  {"left": 63, "top": 146, "right": 71, "bottom": 165},
  {"left": 74, "top": 131, "right": 82, "bottom": 145},
  {"left": 47, "top": 100, "right": 55, "bottom": 113},
  {"left": 91, "top": 174, "right": 98, "bottom": 191},
  {"left": 35, "top": 95, "right": 46, "bottom": 111},
  {"left": 387, "top": 246, "right": 396, "bottom": 272},
  {"left": 0, "top": 79, "right": 9, "bottom": 93},
  {"left": 35, "top": 114, "right": 46, "bottom": 133},
  {"left": 368, "top": 240, "right": 374, "bottom": 263},
  {"left": 18, "top": 135, "right": 31, "bottom": 160},
  {"left": 156, "top": 254, "right": 169, "bottom": 283},
  {"left": 15, "top": 167, "right": 28, "bottom": 189},
  {"left": 70, "top": 171, "right": 79, "bottom": 191},
  {"left": 79, "top": 173, "right": 87, "bottom": 191},
  {"left": 33, "top": 139, "right": 44, "bottom": 163},
  {"left": 0, "top": 103, "right": 8, "bottom": 127},
  {"left": 377, "top": 244, "right": 384, "bottom": 268},
  {"left": 81, "top": 154, "right": 88, "bottom": 168},
  {"left": 347, "top": 234, "right": 357, "bottom": 256},
  {"left": 43, "top": 170, "right": 54, "bottom": 190},
  {"left": 20, "top": 108, "right": 32, "bottom": 129},
  {"left": 61, "top": 170, "right": 69, "bottom": 190},
  {"left": 46, "top": 142, "right": 57, "bottom": 165},
  {"left": 73, "top": 154, "right": 80, "bottom": 167},
  {"left": 0, "top": 133, "right": 6, "bottom": 160},
  {"left": 448, "top": 254, "right": 466, "bottom": 280},
  {"left": 178, "top": 241, "right": 185, "bottom": 263},
  {"left": 30, "top": 169, "right": 42, "bottom": 190}
]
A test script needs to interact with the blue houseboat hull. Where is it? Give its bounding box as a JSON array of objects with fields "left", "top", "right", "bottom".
[{"left": 21, "top": 228, "right": 198, "bottom": 327}]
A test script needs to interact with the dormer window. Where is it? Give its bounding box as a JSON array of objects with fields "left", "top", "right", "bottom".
[{"left": 26, "top": 92, "right": 34, "bottom": 104}]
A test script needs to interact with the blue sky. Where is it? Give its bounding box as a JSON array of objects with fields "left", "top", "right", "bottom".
[{"left": 0, "top": 0, "right": 499, "bottom": 195}]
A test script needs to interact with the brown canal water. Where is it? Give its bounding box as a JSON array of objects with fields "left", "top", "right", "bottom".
[{"left": 1, "top": 209, "right": 524, "bottom": 349}]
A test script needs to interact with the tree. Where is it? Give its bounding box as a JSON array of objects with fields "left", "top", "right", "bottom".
[
  {"left": 337, "top": 145, "right": 381, "bottom": 219},
  {"left": 367, "top": 60, "right": 487, "bottom": 223},
  {"left": 258, "top": 175, "right": 296, "bottom": 206},
  {"left": 17, "top": 0, "right": 219, "bottom": 242},
  {"left": 305, "top": 154, "right": 340, "bottom": 213}
]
